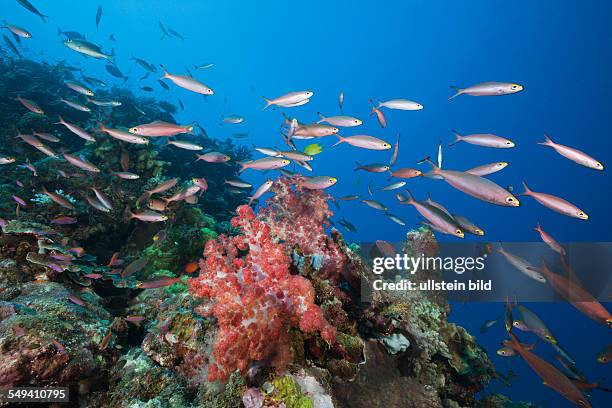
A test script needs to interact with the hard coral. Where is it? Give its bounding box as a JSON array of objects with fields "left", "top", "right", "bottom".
[
  {"left": 189, "top": 205, "right": 336, "bottom": 382},
  {"left": 258, "top": 177, "right": 346, "bottom": 280}
]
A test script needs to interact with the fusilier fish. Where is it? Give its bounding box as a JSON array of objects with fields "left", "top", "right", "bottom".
[
  {"left": 15, "top": 96, "right": 44, "bottom": 114},
  {"left": 369, "top": 99, "right": 387, "bottom": 128},
  {"left": 316, "top": 113, "right": 362, "bottom": 127},
  {"left": 301, "top": 176, "right": 337, "bottom": 190},
  {"left": 56, "top": 116, "right": 95, "bottom": 142},
  {"left": 425, "top": 159, "right": 520, "bottom": 207},
  {"left": 195, "top": 152, "right": 231, "bottom": 163},
  {"left": 450, "top": 130, "right": 515, "bottom": 148},
  {"left": 497, "top": 245, "right": 546, "bottom": 283},
  {"left": 65, "top": 80, "right": 94, "bottom": 96},
  {"left": 262, "top": 91, "right": 313, "bottom": 109},
  {"left": 16, "top": 0, "right": 48, "bottom": 23},
  {"left": 390, "top": 167, "right": 422, "bottom": 179},
  {"left": 539, "top": 134, "right": 603, "bottom": 170},
  {"left": 332, "top": 134, "right": 391, "bottom": 150},
  {"left": 520, "top": 182, "right": 587, "bottom": 220},
  {"left": 238, "top": 157, "right": 290, "bottom": 173},
  {"left": 248, "top": 179, "right": 274, "bottom": 205},
  {"left": 399, "top": 191, "right": 464, "bottom": 238},
  {"left": 449, "top": 82, "right": 524, "bottom": 100},
  {"left": 62, "top": 152, "right": 100, "bottom": 173},
  {"left": 129, "top": 210, "right": 168, "bottom": 222},
  {"left": 113, "top": 172, "right": 140, "bottom": 180},
  {"left": 129, "top": 120, "right": 193, "bottom": 137},
  {"left": 354, "top": 162, "right": 389, "bottom": 173},
  {"left": 533, "top": 223, "right": 565, "bottom": 256},
  {"left": 42, "top": 187, "right": 75, "bottom": 210},
  {"left": 167, "top": 140, "right": 203, "bottom": 150},
  {"left": 378, "top": 181, "right": 406, "bottom": 191},
  {"left": 465, "top": 162, "right": 508, "bottom": 176},
  {"left": 452, "top": 214, "right": 484, "bottom": 236},
  {"left": 376, "top": 99, "right": 423, "bottom": 110},
  {"left": 160, "top": 65, "right": 213, "bottom": 95},
  {"left": 293, "top": 124, "right": 338, "bottom": 138},
  {"left": 64, "top": 39, "right": 114, "bottom": 60},
  {"left": 99, "top": 124, "right": 149, "bottom": 144},
  {"left": 2, "top": 23, "right": 32, "bottom": 39},
  {"left": 60, "top": 98, "right": 91, "bottom": 112}
]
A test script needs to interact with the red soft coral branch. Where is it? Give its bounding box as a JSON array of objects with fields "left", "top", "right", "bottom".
[{"left": 189, "top": 204, "right": 336, "bottom": 381}]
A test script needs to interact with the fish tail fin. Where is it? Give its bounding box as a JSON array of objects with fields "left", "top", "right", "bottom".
[
  {"left": 354, "top": 161, "right": 361, "bottom": 171},
  {"left": 376, "top": 99, "right": 383, "bottom": 108},
  {"left": 520, "top": 181, "right": 532, "bottom": 196},
  {"left": 417, "top": 156, "right": 440, "bottom": 174},
  {"left": 261, "top": 96, "right": 273, "bottom": 110},
  {"left": 534, "top": 222, "right": 542, "bottom": 232},
  {"left": 448, "top": 86, "right": 463, "bottom": 100},
  {"left": 331, "top": 134, "right": 345, "bottom": 148},
  {"left": 159, "top": 64, "right": 169, "bottom": 79},
  {"left": 54, "top": 115, "right": 64, "bottom": 125},
  {"left": 538, "top": 134, "right": 554, "bottom": 146},
  {"left": 448, "top": 130, "right": 462, "bottom": 146},
  {"left": 237, "top": 161, "right": 247, "bottom": 173},
  {"left": 316, "top": 112, "right": 325, "bottom": 123},
  {"left": 57, "top": 28, "right": 61, "bottom": 35},
  {"left": 403, "top": 189, "right": 415, "bottom": 205},
  {"left": 40, "top": 15, "right": 49, "bottom": 24}
]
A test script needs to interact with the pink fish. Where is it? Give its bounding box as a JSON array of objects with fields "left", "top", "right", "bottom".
[
  {"left": 138, "top": 276, "right": 182, "bottom": 289},
  {"left": 17, "top": 132, "right": 43, "bottom": 147},
  {"left": 83, "top": 273, "right": 103, "bottom": 279},
  {"left": 113, "top": 172, "right": 140, "bottom": 180},
  {"left": 369, "top": 99, "right": 387, "bottom": 128},
  {"left": 249, "top": 179, "right": 274, "bottom": 205},
  {"left": 68, "top": 294, "right": 87, "bottom": 307},
  {"left": 301, "top": 176, "right": 338, "bottom": 190},
  {"left": 238, "top": 157, "right": 290, "bottom": 173},
  {"left": 62, "top": 152, "right": 100, "bottom": 173},
  {"left": 129, "top": 210, "right": 168, "bottom": 222},
  {"left": 390, "top": 168, "right": 423, "bottom": 179},
  {"left": 195, "top": 152, "right": 231, "bottom": 163},
  {"left": 534, "top": 223, "right": 565, "bottom": 256},
  {"left": 128, "top": 120, "right": 193, "bottom": 137},
  {"left": 520, "top": 182, "right": 587, "bottom": 220},
  {"left": 12, "top": 195, "right": 27, "bottom": 206},
  {"left": 192, "top": 177, "right": 208, "bottom": 191},
  {"left": 55, "top": 116, "right": 95, "bottom": 142},
  {"left": 539, "top": 134, "right": 603, "bottom": 170},
  {"left": 332, "top": 134, "right": 391, "bottom": 150},
  {"left": 51, "top": 216, "right": 78, "bottom": 225},
  {"left": 42, "top": 187, "right": 75, "bottom": 210},
  {"left": 15, "top": 96, "right": 44, "bottom": 114}
]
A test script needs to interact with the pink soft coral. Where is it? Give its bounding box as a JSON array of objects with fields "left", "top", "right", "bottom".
[
  {"left": 258, "top": 176, "right": 346, "bottom": 280},
  {"left": 189, "top": 205, "right": 336, "bottom": 381}
]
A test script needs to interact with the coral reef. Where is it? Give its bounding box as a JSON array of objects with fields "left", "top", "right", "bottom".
[{"left": 0, "top": 58, "right": 535, "bottom": 407}]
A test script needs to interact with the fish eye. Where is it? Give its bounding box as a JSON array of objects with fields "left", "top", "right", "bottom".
[
  {"left": 506, "top": 196, "right": 515, "bottom": 203},
  {"left": 456, "top": 229, "right": 461, "bottom": 234},
  {"left": 577, "top": 400, "right": 586, "bottom": 406}
]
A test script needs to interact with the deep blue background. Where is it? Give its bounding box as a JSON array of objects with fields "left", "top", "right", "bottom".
[{"left": 4, "top": 1, "right": 611, "bottom": 406}]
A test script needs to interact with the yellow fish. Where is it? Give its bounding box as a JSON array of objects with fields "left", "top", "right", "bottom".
[{"left": 304, "top": 143, "right": 323, "bottom": 156}]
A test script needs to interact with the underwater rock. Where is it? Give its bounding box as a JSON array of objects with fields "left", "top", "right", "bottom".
[
  {"left": 84, "top": 348, "right": 194, "bottom": 408},
  {"left": 0, "top": 282, "right": 117, "bottom": 397}
]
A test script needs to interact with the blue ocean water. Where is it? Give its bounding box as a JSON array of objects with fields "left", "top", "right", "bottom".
[{"left": 3, "top": 0, "right": 611, "bottom": 406}]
